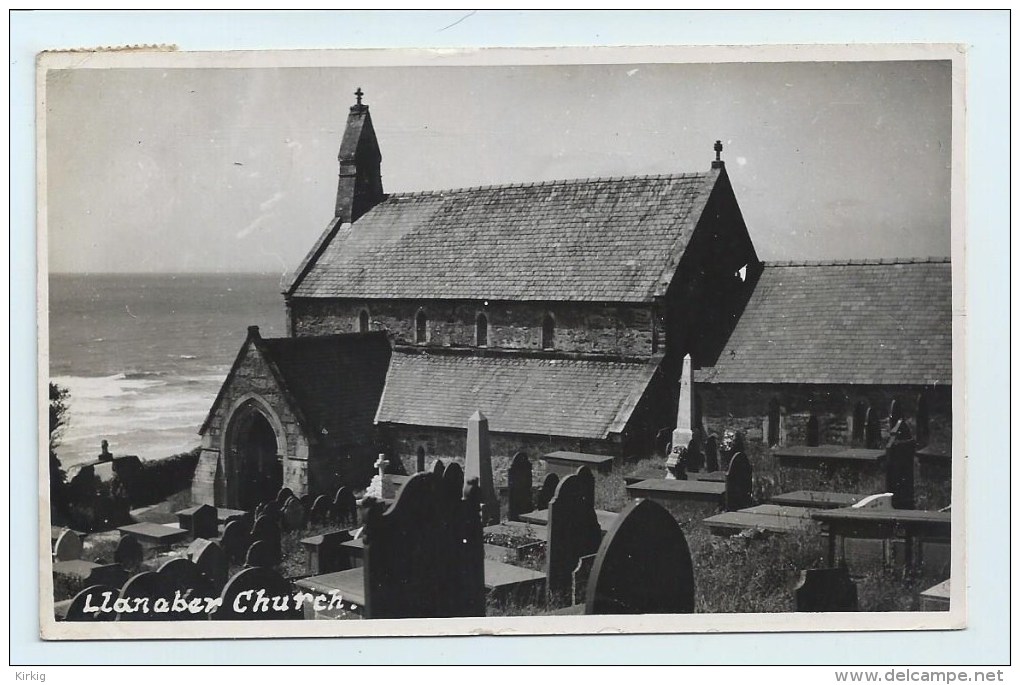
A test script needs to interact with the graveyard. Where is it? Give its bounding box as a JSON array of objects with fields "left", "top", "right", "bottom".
[{"left": 51, "top": 364, "right": 953, "bottom": 622}]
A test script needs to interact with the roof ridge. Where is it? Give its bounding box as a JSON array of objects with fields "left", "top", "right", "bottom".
[
  {"left": 763, "top": 257, "right": 951, "bottom": 267},
  {"left": 385, "top": 171, "right": 711, "bottom": 199}
]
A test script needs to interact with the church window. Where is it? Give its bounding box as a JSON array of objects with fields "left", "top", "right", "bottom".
[
  {"left": 852, "top": 401, "right": 867, "bottom": 443},
  {"left": 542, "top": 313, "right": 555, "bottom": 350},
  {"left": 767, "top": 397, "right": 782, "bottom": 446},
  {"left": 916, "top": 391, "right": 930, "bottom": 446},
  {"left": 415, "top": 309, "right": 427, "bottom": 344},
  {"left": 476, "top": 313, "right": 488, "bottom": 347},
  {"left": 806, "top": 413, "right": 820, "bottom": 446},
  {"left": 358, "top": 309, "right": 370, "bottom": 333}
]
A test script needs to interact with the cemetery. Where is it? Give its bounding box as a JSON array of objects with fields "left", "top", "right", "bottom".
[{"left": 52, "top": 370, "right": 954, "bottom": 621}]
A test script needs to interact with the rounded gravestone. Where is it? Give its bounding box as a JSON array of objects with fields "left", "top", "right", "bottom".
[
  {"left": 244, "top": 539, "right": 279, "bottom": 568},
  {"left": 536, "top": 472, "right": 559, "bottom": 510},
  {"left": 187, "top": 539, "right": 228, "bottom": 594},
  {"left": 300, "top": 493, "right": 314, "bottom": 511},
  {"left": 157, "top": 558, "right": 213, "bottom": 619},
  {"left": 431, "top": 459, "right": 445, "bottom": 476},
  {"left": 704, "top": 435, "right": 720, "bottom": 473},
  {"left": 53, "top": 529, "right": 82, "bottom": 561},
  {"left": 332, "top": 486, "right": 357, "bottom": 526},
  {"left": 250, "top": 514, "right": 278, "bottom": 541},
  {"left": 281, "top": 497, "right": 307, "bottom": 531},
  {"left": 441, "top": 462, "right": 464, "bottom": 502},
  {"left": 114, "top": 534, "right": 144, "bottom": 572},
  {"left": 65, "top": 585, "right": 119, "bottom": 622},
  {"left": 213, "top": 566, "right": 301, "bottom": 620},
  {"left": 585, "top": 499, "right": 695, "bottom": 615},
  {"left": 724, "top": 451, "right": 753, "bottom": 512},
  {"left": 310, "top": 495, "right": 330, "bottom": 524},
  {"left": 220, "top": 519, "right": 250, "bottom": 564},
  {"left": 116, "top": 571, "right": 166, "bottom": 622},
  {"left": 86, "top": 563, "right": 130, "bottom": 590},
  {"left": 275, "top": 488, "right": 294, "bottom": 507}
]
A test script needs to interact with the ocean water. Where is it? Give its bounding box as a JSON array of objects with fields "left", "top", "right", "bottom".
[{"left": 48, "top": 273, "right": 287, "bottom": 468}]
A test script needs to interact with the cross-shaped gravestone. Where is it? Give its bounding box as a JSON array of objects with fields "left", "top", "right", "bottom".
[{"left": 375, "top": 454, "right": 388, "bottom": 479}]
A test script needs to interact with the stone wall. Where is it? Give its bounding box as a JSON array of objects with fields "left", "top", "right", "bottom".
[
  {"left": 695, "top": 382, "right": 953, "bottom": 450},
  {"left": 290, "top": 298, "right": 659, "bottom": 357}
]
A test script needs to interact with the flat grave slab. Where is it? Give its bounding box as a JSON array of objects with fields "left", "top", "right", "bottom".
[
  {"left": 772, "top": 445, "right": 885, "bottom": 467},
  {"left": 626, "top": 478, "right": 725, "bottom": 504},
  {"left": 295, "top": 567, "right": 366, "bottom": 609},
  {"left": 916, "top": 446, "right": 951, "bottom": 467},
  {"left": 543, "top": 451, "right": 614, "bottom": 477},
  {"left": 919, "top": 579, "right": 951, "bottom": 611},
  {"left": 770, "top": 490, "right": 862, "bottom": 509},
  {"left": 117, "top": 522, "right": 190, "bottom": 547},
  {"left": 216, "top": 508, "right": 249, "bottom": 524},
  {"left": 704, "top": 506, "right": 820, "bottom": 537},
  {"left": 484, "top": 521, "right": 548, "bottom": 542},
  {"left": 688, "top": 470, "right": 727, "bottom": 482},
  {"left": 811, "top": 507, "right": 952, "bottom": 532},
  {"left": 484, "top": 559, "right": 546, "bottom": 591},
  {"left": 518, "top": 508, "right": 619, "bottom": 533},
  {"left": 623, "top": 468, "right": 664, "bottom": 485},
  {"left": 52, "top": 559, "right": 100, "bottom": 579}
]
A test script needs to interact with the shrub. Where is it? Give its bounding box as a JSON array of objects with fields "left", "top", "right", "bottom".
[{"left": 128, "top": 447, "right": 201, "bottom": 507}]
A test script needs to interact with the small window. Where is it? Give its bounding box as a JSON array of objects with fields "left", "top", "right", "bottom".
[
  {"left": 767, "top": 397, "right": 781, "bottom": 447},
  {"left": 358, "top": 309, "right": 370, "bottom": 333},
  {"left": 852, "top": 401, "right": 867, "bottom": 443},
  {"left": 542, "top": 313, "right": 555, "bottom": 350},
  {"left": 864, "top": 404, "right": 882, "bottom": 449},
  {"left": 476, "top": 313, "right": 488, "bottom": 347},
  {"left": 916, "top": 391, "right": 930, "bottom": 446},
  {"left": 806, "top": 413, "right": 820, "bottom": 446},
  {"left": 415, "top": 310, "right": 427, "bottom": 344}
]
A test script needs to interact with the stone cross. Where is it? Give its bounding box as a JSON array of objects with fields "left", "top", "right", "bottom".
[
  {"left": 465, "top": 410, "right": 499, "bottom": 524},
  {"left": 666, "top": 354, "right": 694, "bottom": 479},
  {"left": 354, "top": 87, "right": 364, "bottom": 105},
  {"left": 375, "top": 454, "right": 388, "bottom": 480}
]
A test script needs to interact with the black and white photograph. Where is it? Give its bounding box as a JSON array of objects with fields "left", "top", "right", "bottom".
[{"left": 38, "top": 44, "right": 964, "bottom": 639}]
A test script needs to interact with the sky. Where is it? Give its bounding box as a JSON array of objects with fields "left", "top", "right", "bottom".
[{"left": 44, "top": 59, "right": 952, "bottom": 274}]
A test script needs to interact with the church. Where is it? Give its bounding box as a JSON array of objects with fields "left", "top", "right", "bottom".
[{"left": 191, "top": 91, "right": 952, "bottom": 508}]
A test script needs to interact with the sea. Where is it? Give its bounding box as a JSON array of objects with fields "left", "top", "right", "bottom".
[{"left": 48, "top": 273, "right": 287, "bottom": 469}]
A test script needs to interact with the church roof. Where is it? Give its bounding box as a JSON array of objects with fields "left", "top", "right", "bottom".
[
  {"left": 287, "top": 171, "right": 720, "bottom": 303},
  {"left": 375, "top": 350, "right": 663, "bottom": 439},
  {"left": 695, "top": 258, "right": 952, "bottom": 386},
  {"left": 200, "top": 329, "right": 391, "bottom": 447}
]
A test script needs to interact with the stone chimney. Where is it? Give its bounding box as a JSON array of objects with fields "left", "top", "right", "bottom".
[{"left": 334, "top": 87, "right": 384, "bottom": 223}]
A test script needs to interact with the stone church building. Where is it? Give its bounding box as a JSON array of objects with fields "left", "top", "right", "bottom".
[{"left": 191, "top": 92, "right": 952, "bottom": 507}]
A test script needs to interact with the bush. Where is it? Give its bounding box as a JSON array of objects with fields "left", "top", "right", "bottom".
[{"left": 127, "top": 447, "right": 201, "bottom": 507}]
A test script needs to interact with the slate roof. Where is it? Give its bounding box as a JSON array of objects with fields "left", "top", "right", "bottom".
[
  {"left": 201, "top": 331, "right": 391, "bottom": 447},
  {"left": 288, "top": 172, "right": 719, "bottom": 303},
  {"left": 375, "top": 351, "right": 662, "bottom": 439},
  {"left": 695, "top": 259, "right": 952, "bottom": 386}
]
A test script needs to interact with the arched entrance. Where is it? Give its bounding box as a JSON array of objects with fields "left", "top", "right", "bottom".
[{"left": 225, "top": 401, "right": 284, "bottom": 511}]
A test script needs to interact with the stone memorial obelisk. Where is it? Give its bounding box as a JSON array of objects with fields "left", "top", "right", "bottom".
[
  {"left": 465, "top": 410, "right": 500, "bottom": 524},
  {"left": 665, "top": 355, "right": 694, "bottom": 480}
]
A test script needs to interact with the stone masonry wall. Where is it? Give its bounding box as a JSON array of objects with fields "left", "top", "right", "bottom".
[{"left": 290, "top": 299, "right": 658, "bottom": 357}]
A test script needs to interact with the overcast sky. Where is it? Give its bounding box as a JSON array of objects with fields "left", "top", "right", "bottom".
[{"left": 45, "top": 59, "right": 951, "bottom": 274}]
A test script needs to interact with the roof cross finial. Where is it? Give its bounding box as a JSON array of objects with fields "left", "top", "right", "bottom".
[
  {"left": 354, "top": 87, "right": 364, "bottom": 106},
  {"left": 714, "top": 140, "right": 723, "bottom": 162}
]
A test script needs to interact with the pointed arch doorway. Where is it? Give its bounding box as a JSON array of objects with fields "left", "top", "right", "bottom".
[{"left": 225, "top": 399, "right": 284, "bottom": 511}]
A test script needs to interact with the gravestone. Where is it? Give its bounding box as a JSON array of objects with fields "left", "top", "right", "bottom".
[
  {"left": 667, "top": 445, "right": 688, "bottom": 480},
  {"left": 572, "top": 554, "right": 597, "bottom": 606},
  {"left": 53, "top": 529, "right": 82, "bottom": 561},
  {"left": 585, "top": 499, "right": 695, "bottom": 615},
  {"left": 332, "top": 486, "right": 357, "bottom": 526},
  {"left": 64, "top": 585, "right": 119, "bottom": 622},
  {"left": 885, "top": 421, "right": 916, "bottom": 510},
  {"left": 302, "top": 530, "right": 352, "bottom": 575},
  {"left": 188, "top": 539, "right": 229, "bottom": 594},
  {"left": 441, "top": 461, "right": 464, "bottom": 502},
  {"left": 507, "top": 452, "right": 533, "bottom": 522},
  {"left": 720, "top": 429, "right": 745, "bottom": 471},
  {"left": 275, "top": 488, "right": 294, "bottom": 507},
  {"left": 666, "top": 355, "right": 695, "bottom": 480},
  {"left": 310, "top": 495, "right": 331, "bottom": 524},
  {"left": 213, "top": 566, "right": 301, "bottom": 620},
  {"left": 417, "top": 446, "right": 427, "bottom": 473},
  {"left": 363, "top": 471, "right": 484, "bottom": 619},
  {"left": 250, "top": 514, "right": 280, "bottom": 544},
  {"left": 219, "top": 519, "right": 250, "bottom": 564},
  {"left": 245, "top": 540, "right": 280, "bottom": 568},
  {"left": 431, "top": 459, "right": 445, "bottom": 476},
  {"left": 116, "top": 571, "right": 166, "bottom": 622},
  {"left": 300, "top": 494, "right": 314, "bottom": 512},
  {"left": 536, "top": 472, "right": 559, "bottom": 510},
  {"left": 705, "top": 435, "right": 720, "bottom": 473},
  {"left": 864, "top": 406, "right": 882, "bottom": 449},
  {"left": 546, "top": 467, "right": 602, "bottom": 603},
  {"left": 114, "top": 534, "right": 143, "bottom": 571},
  {"left": 655, "top": 428, "right": 673, "bottom": 458},
  {"left": 687, "top": 433, "right": 705, "bottom": 474},
  {"left": 889, "top": 399, "right": 904, "bottom": 425},
  {"left": 794, "top": 566, "right": 859, "bottom": 612},
  {"left": 188, "top": 504, "right": 219, "bottom": 540},
  {"left": 724, "top": 451, "right": 753, "bottom": 511},
  {"left": 465, "top": 410, "right": 500, "bottom": 525},
  {"left": 157, "top": 557, "right": 214, "bottom": 619},
  {"left": 86, "top": 564, "right": 130, "bottom": 590},
  {"left": 281, "top": 496, "right": 307, "bottom": 531}
]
